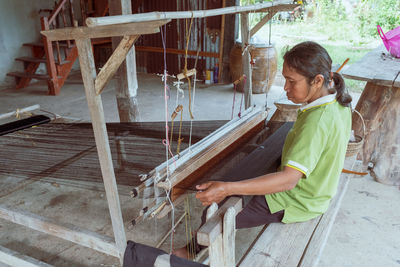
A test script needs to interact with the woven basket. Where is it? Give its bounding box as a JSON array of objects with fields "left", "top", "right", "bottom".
[{"left": 346, "top": 109, "right": 365, "bottom": 157}]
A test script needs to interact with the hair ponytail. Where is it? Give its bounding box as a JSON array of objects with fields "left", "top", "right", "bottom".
[{"left": 332, "top": 72, "right": 352, "bottom": 107}]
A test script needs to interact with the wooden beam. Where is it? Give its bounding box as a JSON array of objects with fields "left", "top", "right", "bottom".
[
  {"left": 250, "top": 10, "right": 278, "bottom": 37},
  {"left": 222, "top": 207, "right": 236, "bottom": 267},
  {"left": 156, "top": 111, "right": 267, "bottom": 190},
  {"left": 256, "top": 3, "right": 299, "bottom": 13},
  {"left": 250, "top": 4, "right": 298, "bottom": 37},
  {"left": 109, "top": 0, "right": 140, "bottom": 122},
  {"left": 207, "top": 203, "right": 224, "bottom": 267},
  {"left": 240, "top": 12, "right": 252, "bottom": 108},
  {"left": 197, "top": 197, "right": 242, "bottom": 246},
  {"left": 176, "top": 68, "right": 196, "bottom": 80},
  {"left": 151, "top": 108, "right": 260, "bottom": 187},
  {"left": 86, "top": 0, "right": 294, "bottom": 26},
  {"left": 0, "top": 206, "right": 119, "bottom": 258},
  {"left": 0, "top": 105, "right": 40, "bottom": 120},
  {"left": 40, "top": 20, "right": 169, "bottom": 41},
  {"left": 75, "top": 37, "right": 126, "bottom": 261},
  {"left": 135, "top": 46, "right": 219, "bottom": 58},
  {"left": 0, "top": 245, "right": 53, "bottom": 267},
  {"left": 95, "top": 35, "right": 138, "bottom": 95}
]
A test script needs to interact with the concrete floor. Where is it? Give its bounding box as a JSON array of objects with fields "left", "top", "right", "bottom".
[{"left": 0, "top": 71, "right": 399, "bottom": 267}]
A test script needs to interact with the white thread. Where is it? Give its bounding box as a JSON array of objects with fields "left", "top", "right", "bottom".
[
  {"left": 173, "top": 80, "right": 185, "bottom": 107},
  {"left": 139, "top": 174, "right": 147, "bottom": 182},
  {"left": 188, "top": 72, "right": 197, "bottom": 151}
]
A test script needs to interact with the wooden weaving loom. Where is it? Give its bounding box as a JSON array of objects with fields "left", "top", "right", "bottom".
[{"left": 0, "top": 1, "right": 300, "bottom": 266}]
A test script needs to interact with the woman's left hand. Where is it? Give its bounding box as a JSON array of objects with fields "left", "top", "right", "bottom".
[{"left": 195, "top": 181, "right": 230, "bottom": 206}]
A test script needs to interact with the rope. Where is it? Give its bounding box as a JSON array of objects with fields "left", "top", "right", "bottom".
[
  {"left": 160, "top": 23, "right": 175, "bottom": 254},
  {"left": 342, "top": 168, "right": 368, "bottom": 176},
  {"left": 188, "top": 72, "right": 197, "bottom": 151},
  {"left": 185, "top": 15, "right": 195, "bottom": 120},
  {"left": 231, "top": 75, "right": 247, "bottom": 119},
  {"left": 238, "top": 76, "right": 247, "bottom": 118},
  {"left": 231, "top": 83, "right": 237, "bottom": 120}
]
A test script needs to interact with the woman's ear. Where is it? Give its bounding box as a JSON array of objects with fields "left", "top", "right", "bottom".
[{"left": 312, "top": 74, "right": 325, "bottom": 89}]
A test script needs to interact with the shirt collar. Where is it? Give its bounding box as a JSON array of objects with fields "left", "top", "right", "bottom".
[{"left": 300, "top": 93, "right": 336, "bottom": 112}]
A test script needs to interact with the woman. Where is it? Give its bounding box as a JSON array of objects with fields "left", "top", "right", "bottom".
[{"left": 175, "top": 41, "right": 352, "bottom": 257}]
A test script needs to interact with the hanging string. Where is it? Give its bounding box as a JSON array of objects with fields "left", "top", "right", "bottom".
[
  {"left": 188, "top": 47, "right": 200, "bottom": 151},
  {"left": 160, "top": 23, "right": 176, "bottom": 254},
  {"left": 231, "top": 75, "right": 247, "bottom": 119},
  {"left": 177, "top": 107, "right": 184, "bottom": 155},
  {"left": 231, "top": 83, "right": 237, "bottom": 120},
  {"left": 184, "top": 15, "right": 195, "bottom": 120},
  {"left": 238, "top": 75, "right": 247, "bottom": 118}
]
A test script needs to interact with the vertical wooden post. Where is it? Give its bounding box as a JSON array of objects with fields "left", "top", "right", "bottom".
[
  {"left": 75, "top": 38, "right": 126, "bottom": 264},
  {"left": 207, "top": 203, "right": 224, "bottom": 267},
  {"left": 41, "top": 16, "right": 60, "bottom": 95},
  {"left": 218, "top": 0, "right": 226, "bottom": 83},
  {"left": 240, "top": 12, "right": 252, "bottom": 108},
  {"left": 109, "top": 0, "right": 140, "bottom": 122},
  {"left": 223, "top": 207, "right": 236, "bottom": 267}
]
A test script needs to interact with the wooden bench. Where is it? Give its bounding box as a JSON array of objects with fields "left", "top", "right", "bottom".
[
  {"left": 196, "top": 122, "right": 354, "bottom": 267},
  {"left": 237, "top": 161, "right": 353, "bottom": 267}
]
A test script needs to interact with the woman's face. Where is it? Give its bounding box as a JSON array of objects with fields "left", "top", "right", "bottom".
[{"left": 282, "top": 61, "right": 313, "bottom": 104}]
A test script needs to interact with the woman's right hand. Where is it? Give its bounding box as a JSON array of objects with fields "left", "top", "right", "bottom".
[{"left": 195, "top": 181, "right": 231, "bottom": 206}]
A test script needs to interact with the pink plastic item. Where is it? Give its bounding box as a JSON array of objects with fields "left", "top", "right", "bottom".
[{"left": 377, "top": 25, "right": 400, "bottom": 58}]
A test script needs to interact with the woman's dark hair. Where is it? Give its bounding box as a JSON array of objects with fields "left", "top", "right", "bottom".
[{"left": 283, "top": 41, "right": 352, "bottom": 107}]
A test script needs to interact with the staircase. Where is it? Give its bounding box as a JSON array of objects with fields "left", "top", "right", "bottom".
[{"left": 6, "top": 0, "right": 109, "bottom": 96}]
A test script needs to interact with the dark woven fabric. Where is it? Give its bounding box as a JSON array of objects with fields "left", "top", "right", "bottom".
[{"left": 123, "top": 240, "right": 207, "bottom": 267}]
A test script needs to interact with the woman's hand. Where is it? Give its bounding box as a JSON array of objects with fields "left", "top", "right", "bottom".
[{"left": 195, "top": 181, "right": 230, "bottom": 206}]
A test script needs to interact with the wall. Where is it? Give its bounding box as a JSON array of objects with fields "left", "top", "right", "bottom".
[
  {"left": 0, "top": 0, "right": 81, "bottom": 89},
  {"left": 0, "top": 1, "right": 55, "bottom": 88}
]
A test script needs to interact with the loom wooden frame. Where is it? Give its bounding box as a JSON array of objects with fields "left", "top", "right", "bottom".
[{"left": 1, "top": 2, "right": 298, "bottom": 266}]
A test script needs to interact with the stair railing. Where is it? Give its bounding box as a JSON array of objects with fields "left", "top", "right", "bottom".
[{"left": 40, "top": 0, "right": 77, "bottom": 95}]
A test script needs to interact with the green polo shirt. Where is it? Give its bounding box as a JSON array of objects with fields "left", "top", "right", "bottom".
[{"left": 265, "top": 95, "right": 351, "bottom": 223}]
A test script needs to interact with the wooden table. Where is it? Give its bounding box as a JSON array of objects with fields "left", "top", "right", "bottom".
[{"left": 343, "top": 45, "right": 400, "bottom": 186}]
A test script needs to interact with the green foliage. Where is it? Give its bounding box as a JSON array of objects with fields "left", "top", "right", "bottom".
[
  {"left": 314, "top": 0, "right": 347, "bottom": 23},
  {"left": 241, "top": 0, "right": 274, "bottom": 27},
  {"left": 356, "top": 0, "right": 400, "bottom": 37}
]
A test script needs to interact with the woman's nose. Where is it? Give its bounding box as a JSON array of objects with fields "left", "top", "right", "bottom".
[{"left": 284, "top": 81, "right": 290, "bottom": 92}]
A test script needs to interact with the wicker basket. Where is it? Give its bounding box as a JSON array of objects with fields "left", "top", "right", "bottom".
[{"left": 346, "top": 109, "right": 365, "bottom": 157}]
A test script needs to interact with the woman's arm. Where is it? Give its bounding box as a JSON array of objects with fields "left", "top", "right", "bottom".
[{"left": 195, "top": 166, "right": 303, "bottom": 206}]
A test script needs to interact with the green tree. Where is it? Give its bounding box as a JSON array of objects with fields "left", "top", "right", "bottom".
[{"left": 356, "top": 0, "right": 400, "bottom": 37}]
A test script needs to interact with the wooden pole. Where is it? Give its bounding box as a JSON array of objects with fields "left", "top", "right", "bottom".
[
  {"left": 109, "top": 0, "right": 140, "bottom": 122},
  {"left": 0, "top": 245, "right": 54, "bottom": 267},
  {"left": 223, "top": 207, "right": 236, "bottom": 267},
  {"left": 41, "top": 17, "right": 59, "bottom": 95},
  {"left": 240, "top": 12, "right": 252, "bottom": 108},
  {"left": 0, "top": 205, "right": 119, "bottom": 258},
  {"left": 206, "top": 203, "right": 224, "bottom": 267},
  {"left": 75, "top": 37, "right": 126, "bottom": 263},
  {"left": 0, "top": 104, "right": 40, "bottom": 120},
  {"left": 95, "top": 35, "right": 139, "bottom": 95},
  {"left": 86, "top": 0, "right": 294, "bottom": 26},
  {"left": 218, "top": 0, "right": 226, "bottom": 83},
  {"left": 250, "top": 4, "right": 297, "bottom": 37}
]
